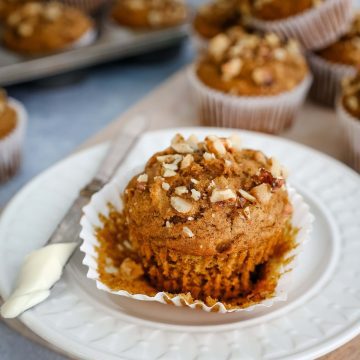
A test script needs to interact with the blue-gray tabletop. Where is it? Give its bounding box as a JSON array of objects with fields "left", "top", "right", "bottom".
[{"left": 0, "top": 32, "right": 194, "bottom": 360}]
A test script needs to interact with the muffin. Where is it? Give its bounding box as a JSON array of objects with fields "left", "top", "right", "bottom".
[
  {"left": 188, "top": 27, "right": 311, "bottom": 133},
  {"left": 308, "top": 13, "right": 360, "bottom": 107},
  {"left": 123, "top": 134, "right": 292, "bottom": 302},
  {"left": 3, "top": 2, "right": 95, "bottom": 55},
  {"left": 111, "top": 0, "right": 187, "bottom": 30},
  {"left": 0, "top": 90, "right": 27, "bottom": 183},
  {"left": 248, "top": 0, "right": 353, "bottom": 50},
  {"left": 337, "top": 73, "right": 360, "bottom": 172}
]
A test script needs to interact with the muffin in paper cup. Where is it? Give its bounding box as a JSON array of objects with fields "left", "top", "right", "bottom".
[
  {"left": 80, "top": 135, "right": 313, "bottom": 314},
  {"left": 249, "top": 0, "right": 353, "bottom": 51},
  {"left": 0, "top": 98, "right": 27, "bottom": 183},
  {"left": 308, "top": 53, "right": 355, "bottom": 107},
  {"left": 187, "top": 64, "right": 312, "bottom": 134},
  {"left": 337, "top": 100, "right": 360, "bottom": 173}
]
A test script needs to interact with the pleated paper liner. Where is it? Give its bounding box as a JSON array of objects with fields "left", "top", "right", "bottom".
[
  {"left": 337, "top": 101, "right": 360, "bottom": 173},
  {"left": 80, "top": 163, "right": 313, "bottom": 314},
  {"left": 0, "top": 99, "right": 27, "bottom": 183},
  {"left": 187, "top": 65, "right": 312, "bottom": 134},
  {"left": 308, "top": 53, "right": 356, "bottom": 108},
  {"left": 249, "top": 0, "right": 353, "bottom": 51}
]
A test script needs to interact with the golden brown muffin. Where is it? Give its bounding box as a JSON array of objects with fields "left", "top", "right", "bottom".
[
  {"left": 251, "top": 0, "right": 319, "bottom": 21},
  {"left": 341, "top": 72, "right": 360, "bottom": 119},
  {"left": 3, "top": 2, "right": 94, "bottom": 55},
  {"left": 316, "top": 13, "right": 360, "bottom": 66},
  {"left": 0, "top": 90, "right": 17, "bottom": 140},
  {"left": 111, "top": 0, "right": 187, "bottom": 30},
  {"left": 196, "top": 27, "right": 308, "bottom": 96},
  {"left": 0, "top": 0, "right": 36, "bottom": 21},
  {"left": 193, "top": 0, "right": 242, "bottom": 39},
  {"left": 124, "top": 134, "right": 292, "bottom": 301}
]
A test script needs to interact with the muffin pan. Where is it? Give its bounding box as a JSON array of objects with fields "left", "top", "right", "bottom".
[{"left": 0, "top": 9, "right": 189, "bottom": 86}]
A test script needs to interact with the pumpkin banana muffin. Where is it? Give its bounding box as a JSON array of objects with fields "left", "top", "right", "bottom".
[
  {"left": 0, "top": 90, "right": 17, "bottom": 140},
  {"left": 111, "top": 0, "right": 187, "bottom": 30},
  {"left": 3, "top": 2, "right": 95, "bottom": 55},
  {"left": 308, "top": 14, "right": 360, "bottom": 106},
  {"left": 123, "top": 134, "right": 293, "bottom": 302},
  {"left": 188, "top": 27, "right": 311, "bottom": 133}
]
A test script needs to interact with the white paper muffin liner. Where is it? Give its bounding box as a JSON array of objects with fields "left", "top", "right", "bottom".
[
  {"left": 187, "top": 65, "right": 312, "bottom": 134},
  {"left": 70, "top": 28, "right": 97, "bottom": 49},
  {"left": 80, "top": 163, "right": 313, "bottom": 314},
  {"left": 308, "top": 52, "right": 356, "bottom": 107},
  {"left": 337, "top": 101, "right": 360, "bottom": 172},
  {"left": 249, "top": 0, "right": 353, "bottom": 51},
  {"left": 0, "top": 98, "right": 27, "bottom": 183}
]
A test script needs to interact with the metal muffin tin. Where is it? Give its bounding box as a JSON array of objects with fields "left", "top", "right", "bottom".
[{"left": 0, "top": 10, "right": 189, "bottom": 86}]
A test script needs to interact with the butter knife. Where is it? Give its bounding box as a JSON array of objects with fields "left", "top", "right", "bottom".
[{"left": 1, "top": 116, "right": 148, "bottom": 318}]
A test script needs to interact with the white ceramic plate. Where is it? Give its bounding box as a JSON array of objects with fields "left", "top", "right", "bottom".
[{"left": 0, "top": 127, "right": 360, "bottom": 360}]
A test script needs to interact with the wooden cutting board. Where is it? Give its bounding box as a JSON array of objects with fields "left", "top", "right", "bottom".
[{"left": 2, "top": 68, "right": 359, "bottom": 360}]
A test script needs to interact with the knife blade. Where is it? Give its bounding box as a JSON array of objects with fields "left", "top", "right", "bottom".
[{"left": 1, "top": 116, "right": 149, "bottom": 318}]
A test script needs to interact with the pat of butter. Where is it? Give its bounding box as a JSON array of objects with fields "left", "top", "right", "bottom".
[{"left": 1, "top": 242, "right": 77, "bottom": 319}]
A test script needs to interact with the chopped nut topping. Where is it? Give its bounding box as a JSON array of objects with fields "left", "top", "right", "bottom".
[
  {"left": 170, "top": 196, "right": 192, "bottom": 213},
  {"left": 203, "top": 152, "right": 216, "bottom": 161},
  {"left": 254, "top": 151, "right": 267, "bottom": 165},
  {"left": 157, "top": 154, "right": 183, "bottom": 164},
  {"left": 238, "top": 189, "right": 256, "bottom": 203},
  {"left": 251, "top": 183, "right": 272, "bottom": 204},
  {"left": 225, "top": 160, "right": 232, "bottom": 167},
  {"left": 270, "top": 157, "right": 282, "bottom": 178},
  {"left": 163, "top": 163, "right": 178, "bottom": 171},
  {"left": 265, "top": 33, "right": 280, "bottom": 47},
  {"left": 120, "top": 258, "right": 144, "bottom": 280},
  {"left": 229, "top": 134, "right": 242, "bottom": 150},
  {"left": 17, "top": 23, "right": 34, "bottom": 37},
  {"left": 162, "top": 182, "right": 170, "bottom": 191},
  {"left": 273, "top": 48, "right": 287, "bottom": 61},
  {"left": 191, "top": 178, "right": 199, "bottom": 184},
  {"left": 187, "top": 216, "right": 194, "bottom": 221},
  {"left": 209, "top": 33, "right": 231, "bottom": 61},
  {"left": 183, "top": 226, "right": 194, "bottom": 238},
  {"left": 187, "top": 134, "right": 199, "bottom": 150},
  {"left": 171, "top": 134, "right": 194, "bottom": 154},
  {"left": 210, "top": 189, "right": 236, "bottom": 203},
  {"left": 181, "top": 154, "right": 194, "bottom": 169},
  {"left": 175, "top": 186, "right": 188, "bottom": 195},
  {"left": 163, "top": 169, "right": 177, "bottom": 178},
  {"left": 191, "top": 189, "right": 201, "bottom": 201},
  {"left": 222, "top": 58, "right": 243, "bottom": 81},
  {"left": 252, "top": 67, "right": 273, "bottom": 86},
  {"left": 137, "top": 173, "right": 148, "bottom": 183}
]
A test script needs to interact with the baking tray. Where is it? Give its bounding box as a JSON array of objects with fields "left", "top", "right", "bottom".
[{"left": 0, "top": 9, "right": 190, "bottom": 86}]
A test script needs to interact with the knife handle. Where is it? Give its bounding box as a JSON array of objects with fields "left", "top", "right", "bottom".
[{"left": 94, "top": 116, "right": 149, "bottom": 184}]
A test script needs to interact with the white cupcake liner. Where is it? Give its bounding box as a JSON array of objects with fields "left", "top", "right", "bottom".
[
  {"left": 187, "top": 65, "right": 312, "bottom": 134},
  {"left": 308, "top": 52, "right": 356, "bottom": 107},
  {"left": 249, "top": 0, "right": 353, "bottom": 50},
  {"left": 336, "top": 101, "right": 360, "bottom": 172},
  {"left": 80, "top": 163, "right": 313, "bottom": 314},
  {"left": 0, "top": 98, "right": 27, "bottom": 183}
]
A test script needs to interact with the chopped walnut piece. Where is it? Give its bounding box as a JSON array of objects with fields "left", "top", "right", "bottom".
[
  {"left": 175, "top": 186, "right": 188, "bottom": 195},
  {"left": 255, "top": 168, "right": 285, "bottom": 189},
  {"left": 137, "top": 174, "right": 148, "bottom": 183},
  {"left": 120, "top": 258, "right": 144, "bottom": 280},
  {"left": 229, "top": 134, "right": 242, "bottom": 151},
  {"left": 270, "top": 157, "right": 282, "bottom": 178},
  {"left": 210, "top": 189, "right": 236, "bottom": 203},
  {"left": 206, "top": 135, "right": 227, "bottom": 156},
  {"left": 203, "top": 152, "right": 216, "bottom": 161},
  {"left": 163, "top": 169, "right": 177, "bottom": 178},
  {"left": 162, "top": 182, "right": 170, "bottom": 191},
  {"left": 183, "top": 226, "right": 194, "bottom": 238},
  {"left": 163, "top": 163, "right": 178, "bottom": 171},
  {"left": 171, "top": 196, "right": 192, "bottom": 213},
  {"left": 265, "top": 33, "right": 280, "bottom": 47},
  {"left": 251, "top": 183, "right": 272, "bottom": 204},
  {"left": 254, "top": 151, "right": 267, "bottom": 165},
  {"left": 222, "top": 58, "right": 243, "bottom": 81},
  {"left": 181, "top": 154, "right": 194, "bottom": 169},
  {"left": 252, "top": 67, "right": 273, "bottom": 86},
  {"left": 157, "top": 154, "right": 183, "bottom": 164},
  {"left": 171, "top": 134, "right": 194, "bottom": 154},
  {"left": 191, "top": 178, "right": 199, "bottom": 184},
  {"left": 191, "top": 189, "right": 201, "bottom": 201},
  {"left": 187, "top": 134, "right": 199, "bottom": 150},
  {"left": 238, "top": 189, "right": 256, "bottom": 203},
  {"left": 209, "top": 33, "right": 231, "bottom": 61}
]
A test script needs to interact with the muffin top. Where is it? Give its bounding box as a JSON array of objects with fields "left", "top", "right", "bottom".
[
  {"left": 251, "top": 0, "right": 320, "bottom": 21},
  {"left": 193, "top": 0, "right": 241, "bottom": 39},
  {"left": 0, "top": 0, "right": 34, "bottom": 20},
  {"left": 124, "top": 134, "right": 292, "bottom": 256},
  {"left": 316, "top": 13, "right": 360, "bottom": 66},
  {"left": 196, "top": 27, "right": 308, "bottom": 96},
  {"left": 341, "top": 72, "right": 360, "bottom": 119},
  {"left": 3, "top": 2, "right": 93, "bottom": 55},
  {"left": 112, "top": 0, "right": 187, "bottom": 29},
  {"left": 0, "top": 90, "right": 17, "bottom": 139}
]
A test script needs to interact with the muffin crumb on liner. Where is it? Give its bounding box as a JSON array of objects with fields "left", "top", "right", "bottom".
[{"left": 80, "top": 165, "right": 313, "bottom": 313}]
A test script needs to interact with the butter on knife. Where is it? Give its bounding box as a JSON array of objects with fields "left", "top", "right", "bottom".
[{"left": 0, "top": 116, "right": 148, "bottom": 318}]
